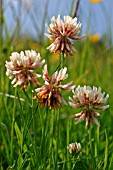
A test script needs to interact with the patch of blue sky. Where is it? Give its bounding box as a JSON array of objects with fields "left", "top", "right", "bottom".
[{"left": 3, "top": 0, "right": 113, "bottom": 44}]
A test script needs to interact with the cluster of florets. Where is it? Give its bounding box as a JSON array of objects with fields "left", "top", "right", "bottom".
[
  {"left": 5, "top": 15, "right": 109, "bottom": 124},
  {"left": 45, "top": 15, "right": 84, "bottom": 56},
  {"left": 35, "top": 65, "right": 75, "bottom": 109},
  {"left": 69, "top": 85, "right": 109, "bottom": 126},
  {"left": 5, "top": 14, "right": 110, "bottom": 156},
  {"left": 5, "top": 50, "right": 45, "bottom": 89}
]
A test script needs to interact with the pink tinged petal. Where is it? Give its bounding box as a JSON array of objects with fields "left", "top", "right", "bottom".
[
  {"left": 71, "top": 17, "right": 77, "bottom": 25},
  {"left": 61, "top": 42, "right": 64, "bottom": 51},
  {"left": 48, "top": 91, "right": 52, "bottom": 100},
  {"left": 11, "top": 78, "right": 16, "bottom": 84},
  {"left": 75, "top": 113, "right": 85, "bottom": 124},
  {"left": 62, "top": 24, "right": 65, "bottom": 35},
  {"left": 94, "top": 94, "right": 104, "bottom": 103},
  {"left": 86, "top": 117, "right": 89, "bottom": 126},
  {"left": 13, "top": 79, "right": 24, "bottom": 87},
  {"left": 72, "top": 34, "right": 87, "bottom": 40},
  {"left": 52, "top": 71, "right": 58, "bottom": 83},
  {"left": 65, "top": 42, "right": 71, "bottom": 51},
  {"left": 35, "top": 88, "right": 41, "bottom": 92},
  {"left": 57, "top": 95, "right": 67, "bottom": 105},
  {"left": 20, "top": 51, "right": 25, "bottom": 58},
  {"left": 5, "top": 61, "right": 14, "bottom": 70},
  {"left": 69, "top": 101, "right": 76, "bottom": 108},
  {"left": 45, "top": 81, "right": 49, "bottom": 85},
  {"left": 69, "top": 101, "right": 84, "bottom": 108},
  {"left": 57, "top": 67, "right": 68, "bottom": 82},
  {"left": 71, "top": 46, "right": 77, "bottom": 53},
  {"left": 71, "top": 112, "right": 82, "bottom": 118},
  {"left": 73, "top": 94, "right": 85, "bottom": 103},
  {"left": 94, "top": 112, "right": 100, "bottom": 117},
  {"left": 45, "top": 23, "right": 51, "bottom": 31},
  {"left": 67, "top": 26, "right": 79, "bottom": 36},
  {"left": 92, "top": 116, "right": 100, "bottom": 126},
  {"left": 102, "top": 94, "right": 109, "bottom": 103},
  {"left": 36, "top": 74, "right": 41, "bottom": 78},
  {"left": 57, "top": 15, "right": 64, "bottom": 31},
  {"left": 10, "top": 52, "right": 19, "bottom": 62},
  {"left": 32, "top": 58, "right": 45, "bottom": 68},
  {"left": 76, "top": 142, "right": 82, "bottom": 152},
  {"left": 47, "top": 44, "right": 54, "bottom": 50},
  {"left": 93, "top": 105, "right": 109, "bottom": 110},
  {"left": 12, "top": 70, "right": 22, "bottom": 74},
  {"left": 69, "top": 96, "right": 75, "bottom": 103},
  {"left": 43, "top": 64, "right": 51, "bottom": 82},
  {"left": 37, "top": 59, "right": 45, "bottom": 68},
  {"left": 64, "top": 16, "right": 69, "bottom": 25},
  {"left": 58, "top": 82, "right": 75, "bottom": 91},
  {"left": 47, "top": 42, "right": 60, "bottom": 53},
  {"left": 51, "top": 16, "right": 56, "bottom": 23},
  {"left": 44, "top": 33, "right": 56, "bottom": 40},
  {"left": 62, "top": 98, "right": 68, "bottom": 105},
  {"left": 101, "top": 105, "right": 109, "bottom": 110},
  {"left": 28, "top": 76, "right": 31, "bottom": 80},
  {"left": 6, "top": 70, "right": 13, "bottom": 78},
  {"left": 57, "top": 95, "right": 63, "bottom": 104}
]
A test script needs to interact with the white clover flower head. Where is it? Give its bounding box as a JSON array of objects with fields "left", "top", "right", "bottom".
[
  {"left": 69, "top": 85, "right": 109, "bottom": 126},
  {"left": 67, "top": 142, "right": 81, "bottom": 155},
  {"left": 5, "top": 50, "right": 45, "bottom": 89},
  {"left": 45, "top": 15, "right": 85, "bottom": 56},
  {"left": 35, "top": 64, "right": 75, "bottom": 109}
]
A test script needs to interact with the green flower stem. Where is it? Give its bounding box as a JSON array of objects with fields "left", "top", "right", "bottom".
[
  {"left": 89, "top": 128, "right": 92, "bottom": 153},
  {"left": 66, "top": 120, "right": 70, "bottom": 169},
  {"left": 40, "top": 107, "right": 48, "bottom": 168},
  {"left": 54, "top": 51, "right": 64, "bottom": 168},
  {"left": 22, "top": 89, "right": 32, "bottom": 107},
  {"left": 10, "top": 88, "right": 17, "bottom": 162},
  {"left": 61, "top": 52, "right": 64, "bottom": 69},
  {"left": 88, "top": 127, "right": 95, "bottom": 168},
  {"left": 49, "top": 109, "right": 54, "bottom": 168},
  {"left": 31, "top": 95, "right": 38, "bottom": 166},
  {"left": 55, "top": 108, "right": 60, "bottom": 169}
]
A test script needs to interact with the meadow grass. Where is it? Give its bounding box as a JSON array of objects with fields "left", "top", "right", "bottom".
[
  {"left": 0, "top": 1, "right": 113, "bottom": 169},
  {"left": 0, "top": 37, "right": 113, "bottom": 170}
]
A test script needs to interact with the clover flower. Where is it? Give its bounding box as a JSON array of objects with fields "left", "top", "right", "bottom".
[
  {"left": 69, "top": 85, "right": 109, "bottom": 126},
  {"left": 35, "top": 64, "right": 75, "bottom": 109},
  {"left": 45, "top": 15, "right": 85, "bottom": 56},
  {"left": 67, "top": 142, "right": 81, "bottom": 155},
  {"left": 5, "top": 50, "right": 45, "bottom": 89}
]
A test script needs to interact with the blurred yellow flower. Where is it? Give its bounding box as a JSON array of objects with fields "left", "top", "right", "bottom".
[
  {"left": 89, "top": 0, "right": 102, "bottom": 3},
  {"left": 88, "top": 33, "right": 101, "bottom": 43},
  {"left": 50, "top": 53, "right": 59, "bottom": 63}
]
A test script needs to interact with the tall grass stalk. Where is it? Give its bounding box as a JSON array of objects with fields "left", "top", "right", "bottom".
[
  {"left": 31, "top": 94, "right": 38, "bottom": 166},
  {"left": 104, "top": 130, "right": 108, "bottom": 170},
  {"left": 66, "top": 119, "right": 70, "bottom": 169},
  {"left": 40, "top": 0, "right": 50, "bottom": 44},
  {"left": 10, "top": 88, "right": 17, "bottom": 163},
  {"left": 40, "top": 107, "right": 48, "bottom": 169},
  {"left": 94, "top": 126, "right": 100, "bottom": 160},
  {"left": 55, "top": 109, "right": 60, "bottom": 169},
  {"left": 79, "top": 41, "right": 89, "bottom": 76},
  {"left": 49, "top": 109, "right": 54, "bottom": 168},
  {"left": 61, "top": 52, "right": 64, "bottom": 69}
]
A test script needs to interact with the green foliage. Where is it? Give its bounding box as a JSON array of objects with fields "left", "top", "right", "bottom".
[{"left": 0, "top": 36, "right": 113, "bottom": 169}]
